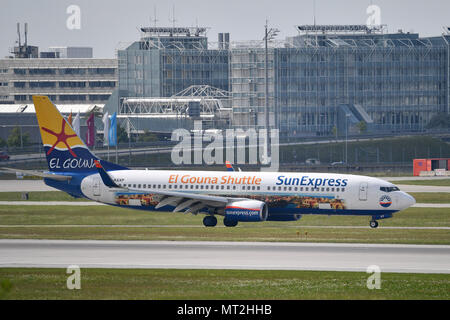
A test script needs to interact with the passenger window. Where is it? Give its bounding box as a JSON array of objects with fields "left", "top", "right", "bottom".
[
  {"left": 227, "top": 185, "right": 231, "bottom": 190},
  {"left": 158, "top": 184, "right": 161, "bottom": 189},
  {"left": 133, "top": 184, "right": 136, "bottom": 188},
  {"left": 163, "top": 185, "right": 166, "bottom": 189},
  {"left": 278, "top": 186, "right": 282, "bottom": 191},
  {"left": 174, "top": 185, "right": 177, "bottom": 189},
  {"left": 233, "top": 186, "right": 236, "bottom": 190},
  {"left": 195, "top": 185, "right": 199, "bottom": 189}
]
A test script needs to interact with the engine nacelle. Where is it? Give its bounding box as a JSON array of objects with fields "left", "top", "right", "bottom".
[
  {"left": 266, "top": 214, "right": 302, "bottom": 222},
  {"left": 225, "top": 200, "right": 268, "bottom": 222}
]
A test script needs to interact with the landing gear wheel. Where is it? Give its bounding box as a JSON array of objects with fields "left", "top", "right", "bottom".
[
  {"left": 203, "top": 215, "right": 217, "bottom": 227},
  {"left": 223, "top": 218, "right": 238, "bottom": 227},
  {"left": 370, "top": 220, "right": 379, "bottom": 229}
]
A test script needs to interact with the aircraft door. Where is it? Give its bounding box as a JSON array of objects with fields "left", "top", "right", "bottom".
[
  {"left": 359, "top": 182, "right": 368, "bottom": 201},
  {"left": 93, "top": 176, "right": 101, "bottom": 197}
]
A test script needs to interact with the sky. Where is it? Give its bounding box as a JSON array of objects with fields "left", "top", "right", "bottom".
[{"left": 1, "top": 0, "right": 449, "bottom": 58}]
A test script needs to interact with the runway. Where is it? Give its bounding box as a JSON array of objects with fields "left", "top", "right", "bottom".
[{"left": 0, "top": 239, "right": 449, "bottom": 274}]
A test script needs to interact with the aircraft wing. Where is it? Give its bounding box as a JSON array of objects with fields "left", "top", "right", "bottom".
[
  {"left": 0, "top": 167, "right": 71, "bottom": 181},
  {"left": 94, "top": 160, "right": 240, "bottom": 214}
]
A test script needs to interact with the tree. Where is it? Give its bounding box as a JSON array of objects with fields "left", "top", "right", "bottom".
[
  {"left": 0, "top": 137, "right": 6, "bottom": 148},
  {"left": 138, "top": 130, "right": 158, "bottom": 143},
  {"left": 117, "top": 125, "right": 129, "bottom": 143},
  {"left": 331, "top": 126, "right": 338, "bottom": 139},
  {"left": 7, "top": 127, "right": 30, "bottom": 147},
  {"left": 356, "top": 121, "right": 367, "bottom": 134}
]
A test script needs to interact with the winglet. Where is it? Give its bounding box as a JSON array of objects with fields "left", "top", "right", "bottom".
[
  {"left": 94, "top": 160, "right": 120, "bottom": 188},
  {"left": 225, "top": 161, "right": 234, "bottom": 172}
]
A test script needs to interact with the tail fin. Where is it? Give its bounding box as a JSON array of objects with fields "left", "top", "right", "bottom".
[{"left": 33, "top": 96, "right": 126, "bottom": 173}]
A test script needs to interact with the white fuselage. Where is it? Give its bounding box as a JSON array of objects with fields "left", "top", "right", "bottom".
[{"left": 80, "top": 170, "right": 415, "bottom": 217}]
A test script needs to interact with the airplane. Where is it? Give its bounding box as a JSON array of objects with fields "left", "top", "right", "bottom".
[{"left": 2, "top": 96, "right": 416, "bottom": 228}]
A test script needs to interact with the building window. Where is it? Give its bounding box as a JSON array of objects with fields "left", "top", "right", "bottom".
[
  {"left": 29, "top": 68, "right": 56, "bottom": 75},
  {"left": 88, "top": 68, "right": 115, "bottom": 75}
]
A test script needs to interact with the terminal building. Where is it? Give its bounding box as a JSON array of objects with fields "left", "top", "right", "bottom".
[
  {"left": 0, "top": 58, "right": 117, "bottom": 105},
  {"left": 114, "top": 27, "right": 231, "bottom": 132},
  {"left": 0, "top": 24, "right": 117, "bottom": 143},
  {"left": 232, "top": 24, "right": 450, "bottom": 137},
  {"left": 111, "top": 24, "right": 450, "bottom": 138}
]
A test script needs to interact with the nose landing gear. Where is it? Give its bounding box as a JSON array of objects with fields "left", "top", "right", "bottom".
[{"left": 369, "top": 220, "right": 379, "bottom": 228}]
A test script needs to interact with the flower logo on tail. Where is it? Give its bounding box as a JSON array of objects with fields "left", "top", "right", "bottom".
[{"left": 42, "top": 118, "right": 78, "bottom": 157}]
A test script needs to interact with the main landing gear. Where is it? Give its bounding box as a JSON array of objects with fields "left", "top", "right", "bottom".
[
  {"left": 203, "top": 215, "right": 217, "bottom": 227},
  {"left": 223, "top": 217, "right": 238, "bottom": 227},
  {"left": 202, "top": 215, "right": 239, "bottom": 227},
  {"left": 369, "top": 220, "right": 379, "bottom": 229}
]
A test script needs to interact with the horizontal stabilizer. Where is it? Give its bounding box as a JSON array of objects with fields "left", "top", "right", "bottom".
[{"left": 0, "top": 167, "right": 71, "bottom": 181}]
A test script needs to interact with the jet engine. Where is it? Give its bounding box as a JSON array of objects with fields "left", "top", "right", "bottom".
[{"left": 225, "top": 200, "right": 268, "bottom": 222}]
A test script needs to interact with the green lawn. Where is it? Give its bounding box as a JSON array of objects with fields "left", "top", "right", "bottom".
[
  {"left": 392, "top": 179, "right": 450, "bottom": 187},
  {"left": 0, "top": 191, "right": 85, "bottom": 202},
  {"left": 0, "top": 225, "right": 449, "bottom": 244},
  {"left": 0, "top": 205, "right": 449, "bottom": 244},
  {"left": 0, "top": 268, "right": 448, "bottom": 300},
  {"left": 409, "top": 192, "right": 450, "bottom": 203},
  {"left": 0, "top": 205, "right": 448, "bottom": 227}
]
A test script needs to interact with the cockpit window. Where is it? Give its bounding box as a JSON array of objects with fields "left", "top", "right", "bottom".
[{"left": 380, "top": 186, "right": 400, "bottom": 192}]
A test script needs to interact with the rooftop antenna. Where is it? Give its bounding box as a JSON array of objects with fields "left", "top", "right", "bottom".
[
  {"left": 169, "top": 4, "right": 176, "bottom": 28},
  {"left": 151, "top": 5, "right": 158, "bottom": 27},
  {"left": 17, "top": 22, "right": 21, "bottom": 47},
  {"left": 24, "top": 22, "right": 28, "bottom": 47},
  {"left": 313, "top": 0, "right": 316, "bottom": 27}
]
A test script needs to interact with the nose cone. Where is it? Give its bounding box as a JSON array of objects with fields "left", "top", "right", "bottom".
[{"left": 399, "top": 192, "right": 416, "bottom": 210}]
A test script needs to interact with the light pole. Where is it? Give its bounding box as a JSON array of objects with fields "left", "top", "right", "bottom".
[
  {"left": 345, "top": 113, "right": 350, "bottom": 164},
  {"left": 263, "top": 20, "right": 279, "bottom": 153}
]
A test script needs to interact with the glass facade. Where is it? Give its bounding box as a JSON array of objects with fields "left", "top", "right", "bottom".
[
  {"left": 231, "top": 32, "right": 450, "bottom": 137},
  {"left": 118, "top": 28, "right": 229, "bottom": 99},
  {"left": 117, "top": 26, "right": 450, "bottom": 137}
]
